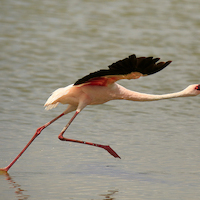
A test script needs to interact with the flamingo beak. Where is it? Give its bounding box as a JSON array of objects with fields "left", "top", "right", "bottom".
[{"left": 195, "top": 84, "right": 200, "bottom": 90}]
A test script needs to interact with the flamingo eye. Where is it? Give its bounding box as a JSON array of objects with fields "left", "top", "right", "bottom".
[{"left": 195, "top": 85, "right": 200, "bottom": 90}]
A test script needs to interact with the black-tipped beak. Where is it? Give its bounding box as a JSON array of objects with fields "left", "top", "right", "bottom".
[{"left": 195, "top": 84, "right": 200, "bottom": 90}]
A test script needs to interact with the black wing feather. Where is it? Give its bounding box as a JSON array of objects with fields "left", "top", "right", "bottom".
[{"left": 74, "top": 54, "right": 171, "bottom": 85}]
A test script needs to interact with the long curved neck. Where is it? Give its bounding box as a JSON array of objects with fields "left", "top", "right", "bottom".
[
  {"left": 125, "top": 90, "right": 185, "bottom": 101},
  {"left": 116, "top": 85, "right": 187, "bottom": 102}
]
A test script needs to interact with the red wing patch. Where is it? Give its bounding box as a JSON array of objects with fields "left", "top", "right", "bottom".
[{"left": 86, "top": 76, "right": 120, "bottom": 86}]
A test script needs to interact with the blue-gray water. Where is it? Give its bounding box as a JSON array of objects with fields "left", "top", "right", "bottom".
[{"left": 0, "top": 0, "right": 200, "bottom": 199}]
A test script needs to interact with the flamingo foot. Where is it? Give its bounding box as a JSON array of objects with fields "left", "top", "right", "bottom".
[
  {"left": 0, "top": 168, "right": 9, "bottom": 173},
  {"left": 100, "top": 145, "right": 121, "bottom": 159}
]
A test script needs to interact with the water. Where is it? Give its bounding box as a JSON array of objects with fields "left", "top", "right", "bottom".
[{"left": 0, "top": 0, "right": 200, "bottom": 199}]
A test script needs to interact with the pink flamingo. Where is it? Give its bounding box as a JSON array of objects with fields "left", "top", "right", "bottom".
[{"left": 1, "top": 54, "right": 200, "bottom": 172}]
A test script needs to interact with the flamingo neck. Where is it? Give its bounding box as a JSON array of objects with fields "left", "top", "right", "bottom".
[{"left": 118, "top": 86, "right": 186, "bottom": 102}]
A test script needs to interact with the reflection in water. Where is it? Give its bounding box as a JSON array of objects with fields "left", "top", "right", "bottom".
[
  {"left": 0, "top": 171, "right": 29, "bottom": 200},
  {"left": 99, "top": 189, "right": 118, "bottom": 200}
]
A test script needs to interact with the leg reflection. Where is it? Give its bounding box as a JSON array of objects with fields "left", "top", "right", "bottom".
[{"left": 0, "top": 171, "right": 30, "bottom": 200}]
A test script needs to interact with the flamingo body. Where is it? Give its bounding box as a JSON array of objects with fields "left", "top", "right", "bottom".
[{"left": 45, "top": 83, "right": 118, "bottom": 108}]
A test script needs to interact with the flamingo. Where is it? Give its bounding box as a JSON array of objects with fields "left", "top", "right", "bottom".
[{"left": 1, "top": 54, "right": 200, "bottom": 172}]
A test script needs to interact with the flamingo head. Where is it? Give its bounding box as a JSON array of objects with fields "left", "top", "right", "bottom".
[
  {"left": 183, "top": 84, "right": 200, "bottom": 96},
  {"left": 195, "top": 84, "right": 200, "bottom": 91}
]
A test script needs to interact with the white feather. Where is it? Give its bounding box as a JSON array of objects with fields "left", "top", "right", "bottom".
[{"left": 44, "top": 84, "right": 74, "bottom": 110}]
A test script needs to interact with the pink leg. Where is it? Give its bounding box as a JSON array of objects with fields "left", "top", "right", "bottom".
[
  {"left": 58, "top": 111, "right": 121, "bottom": 159},
  {"left": 0, "top": 112, "right": 65, "bottom": 172}
]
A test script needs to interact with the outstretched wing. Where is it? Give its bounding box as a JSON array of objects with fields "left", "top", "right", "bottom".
[{"left": 74, "top": 54, "right": 171, "bottom": 86}]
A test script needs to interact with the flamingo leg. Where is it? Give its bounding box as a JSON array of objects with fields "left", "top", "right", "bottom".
[
  {"left": 0, "top": 105, "right": 77, "bottom": 172},
  {"left": 58, "top": 111, "right": 121, "bottom": 159}
]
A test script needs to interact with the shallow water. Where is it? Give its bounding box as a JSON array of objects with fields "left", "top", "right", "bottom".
[{"left": 0, "top": 0, "right": 200, "bottom": 199}]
